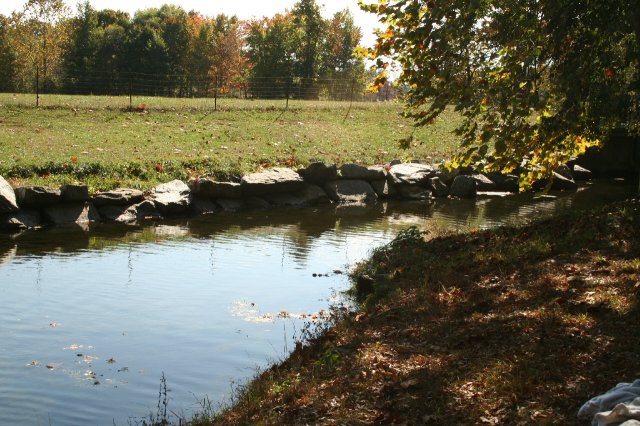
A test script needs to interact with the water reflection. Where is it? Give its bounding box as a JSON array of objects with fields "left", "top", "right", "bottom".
[
  {"left": 0, "top": 180, "right": 634, "bottom": 264},
  {"left": 0, "top": 180, "right": 634, "bottom": 425}
]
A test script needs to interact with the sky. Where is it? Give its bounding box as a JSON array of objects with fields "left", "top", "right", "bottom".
[{"left": 0, "top": 0, "right": 383, "bottom": 46}]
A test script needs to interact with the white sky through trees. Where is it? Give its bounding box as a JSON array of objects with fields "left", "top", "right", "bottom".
[{"left": 0, "top": 0, "right": 381, "bottom": 46}]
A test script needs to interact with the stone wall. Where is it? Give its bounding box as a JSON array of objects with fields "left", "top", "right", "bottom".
[{"left": 0, "top": 161, "right": 588, "bottom": 233}]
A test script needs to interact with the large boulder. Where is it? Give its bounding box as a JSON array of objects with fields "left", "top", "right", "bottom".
[
  {"left": 550, "top": 172, "right": 578, "bottom": 191},
  {"left": 61, "top": 184, "right": 90, "bottom": 202},
  {"left": 15, "top": 186, "right": 61, "bottom": 208},
  {"left": 473, "top": 174, "right": 497, "bottom": 191},
  {"left": 149, "top": 180, "right": 192, "bottom": 214},
  {"left": 428, "top": 176, "right": 450, "bottom": 197},
  {"left": 387, "top": 163, "right": 435, "bottom": 186},
  {"left": 555, "top": 164, "right": 574, "bottom": 180},
  {"left": 433, "top": 165, "right": 460, "bottom": 184},
  {"left": 43, "top": 202, "right": 100, "bottom": 226},
  {"left": 93, "top": 188, "right": 144, "bottom": 206},
  {"left": 324, "top": 180, "right": 377, "bottom": 204},
  {"left": 189, "top": 179, "right": 242, "bottom": 199},
  {"left": 0, "top": 176, "right": 18, "bottom": 213},
  {"left": 241, "top": 168, "right": 304, "bottom": 196},
  {"left": 449, "top": 175, "right": 477, "bottom": 198},
  {"left": 298, "top": 162, "right": 337, "bottom": 185},
  {"left": 486, "top": 172, "right": 519, "bottom": 192},
  {"left": 339, "top": 163, "right": 386, "bottom": 181}
]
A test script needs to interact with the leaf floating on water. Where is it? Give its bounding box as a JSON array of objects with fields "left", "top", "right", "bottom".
[
  {"left": 28, "top": 360, "right": 39, "bottom": 367},
  {"left": 49, "top": 322, "right": 62, "bottom": 328},
  {"left": 117, "top": 367, "right": 129, "bottom": 373},
  {"left": 64, "top": 344, "right": 82, "bottom": 351},
  {"left": 46, "top": 363, "right": 61, "bottom": 370},
  {"left": 107, "top": 358, "right": 116, "bottom": 364}
]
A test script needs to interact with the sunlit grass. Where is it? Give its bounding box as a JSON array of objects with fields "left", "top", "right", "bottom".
[{"left": 0, "top": 94, "right": 463, "bottom": 190}]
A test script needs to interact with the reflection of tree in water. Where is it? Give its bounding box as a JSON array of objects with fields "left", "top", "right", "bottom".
[{"left": 1, "top": 180, "right": 633, "bottom": 266}]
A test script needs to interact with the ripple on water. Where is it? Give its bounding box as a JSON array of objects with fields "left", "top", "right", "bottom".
[{"left": 0, "top": 180, "right": 635, "bottom": 425}]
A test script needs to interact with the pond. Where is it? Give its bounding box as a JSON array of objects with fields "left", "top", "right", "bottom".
[{"left": 0, "top": 180, "right": 635, "bottom": 425}]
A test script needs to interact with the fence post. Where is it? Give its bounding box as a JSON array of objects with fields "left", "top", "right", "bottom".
[{"left": 35, "top": 65, "right": 39, "bottom": 107}]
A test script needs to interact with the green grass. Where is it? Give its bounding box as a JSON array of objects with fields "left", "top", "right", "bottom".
[{"left": 0, "top": 94, "right": 463, "bottom": 191}]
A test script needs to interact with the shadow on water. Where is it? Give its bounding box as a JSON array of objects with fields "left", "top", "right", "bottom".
[{"left": 0, "top": 179, "right": 635, "bottom": 261}]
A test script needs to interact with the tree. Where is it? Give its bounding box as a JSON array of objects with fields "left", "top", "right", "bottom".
[
  {"left": 324, "top": 9, "right": 367, "bottom": 100},
  {"left": 361, "top": 0, "right": 640, "bottom": 189},
  {"left": 0, "top": 14, "right": 17, "bottom": 91},
  {"left": 245, "top": 13, "right": 298, "bottom": 98},
  {"left": 12, "top": 0, "right": 70, "bottom": 92},
  {"left": 291, "top": 0, "right": 326, "bottom": 98}
]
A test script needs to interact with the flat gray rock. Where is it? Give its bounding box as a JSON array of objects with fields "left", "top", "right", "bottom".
[
  {"left": 61, "top": 185, "right": 90, "bottom": 202},
  {"left": 298, "top": 162, "right": 337, "bottom": 185},
  {"left": 0, "top": 176, "right": 18, "bottom": 213},
  {"left": 15, "top": 186, "right": 61, "bottom": 208},
  {"left": 241, "top": 168, "right": 304, "bottom": 196},
  {"left": 339, "top": 163, "right": 385, "bottom": 181},
  {"left": 149, "top": 180, "right": 192, "bottom": 214},
  {"left": 93, "top": 188, "right": 144, "bottom": 206},
  {"left": 387, "top": 163, "right": 435, "bottom": 186},
  {"left": 189, "top": 179, "right": 242, "bottom": 199},
  {"left": 324, "top": 180, "right": 377, "bottom": 204},
  {"left": 43, "top": 202, "right": 100, "bottom": 226},
  {"left": 450, "top": 175, "right": 477, "bottom": 198}
]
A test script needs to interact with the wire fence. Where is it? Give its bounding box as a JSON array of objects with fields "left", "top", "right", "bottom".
[{"left": 1, "top": 69, "right": 401, "bottom": 112}]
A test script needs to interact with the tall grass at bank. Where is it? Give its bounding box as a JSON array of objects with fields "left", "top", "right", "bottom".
[{"left": 0, "top": 94, "right": 463, "bottom": 191}]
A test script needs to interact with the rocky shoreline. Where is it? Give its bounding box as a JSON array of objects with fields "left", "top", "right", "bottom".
[{"left": 0, "top": 161, "right": 592, "bottom": 233}]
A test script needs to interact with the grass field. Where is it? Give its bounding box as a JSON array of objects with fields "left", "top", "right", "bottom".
[{"left": 0, "top": 94, "right": 463, "bottom": 191}]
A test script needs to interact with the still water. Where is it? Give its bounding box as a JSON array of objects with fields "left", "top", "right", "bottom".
[{"left": 0, "top": 180, "right": 634, "bottom": 425}]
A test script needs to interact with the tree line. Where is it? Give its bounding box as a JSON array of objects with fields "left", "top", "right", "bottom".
[{"left": 0, "top": 0, "right": 372, "bottom": 100}]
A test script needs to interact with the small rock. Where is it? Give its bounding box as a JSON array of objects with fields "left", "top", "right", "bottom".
[{"left": 241, "top": 168, "right": 304, "bottom": 196}]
